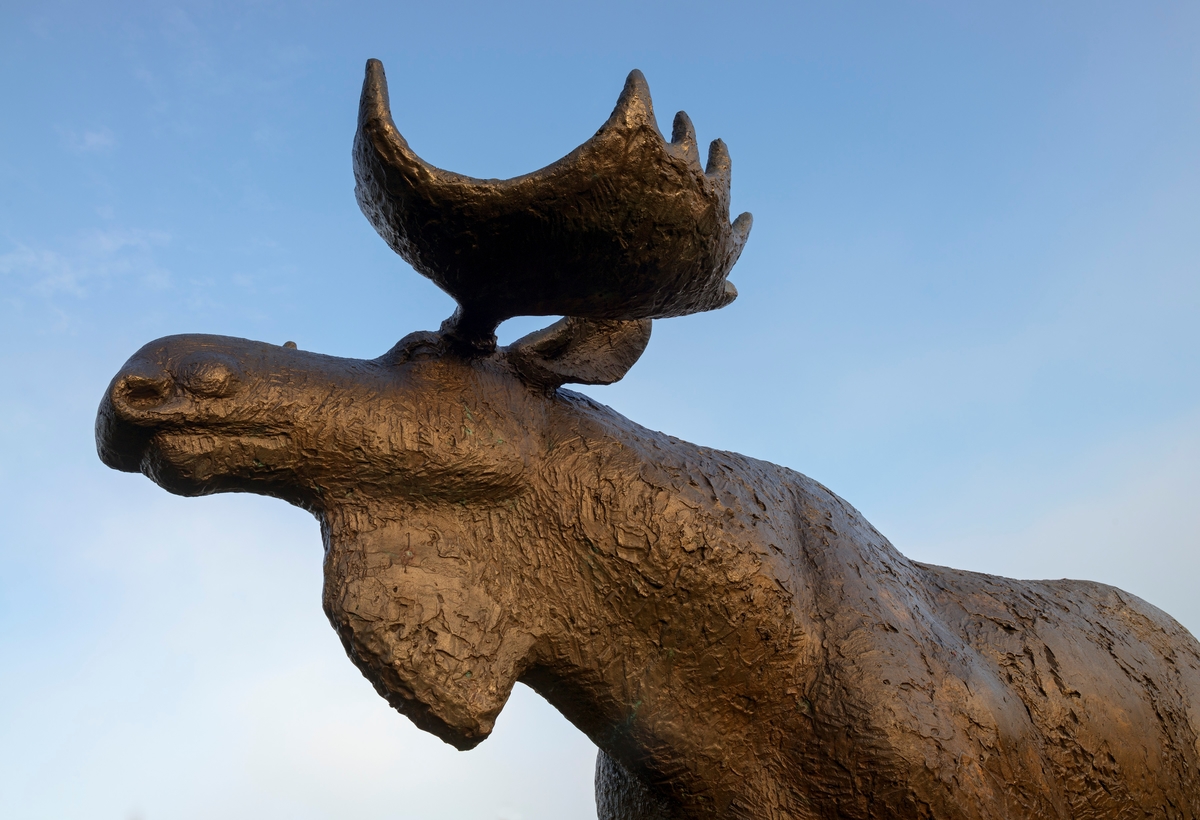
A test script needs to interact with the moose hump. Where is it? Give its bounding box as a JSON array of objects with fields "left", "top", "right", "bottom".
[{"left": 353, "top": 59, "right": 753, "bottom": 339}]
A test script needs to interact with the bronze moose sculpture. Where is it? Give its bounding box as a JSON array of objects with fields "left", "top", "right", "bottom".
[{"left": 96, "top": 60, "right": 1200, "bottom": 819}]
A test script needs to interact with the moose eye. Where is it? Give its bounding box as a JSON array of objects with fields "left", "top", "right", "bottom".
[{"left": 175, "top": 353, "right": 243, "bottom": 398}]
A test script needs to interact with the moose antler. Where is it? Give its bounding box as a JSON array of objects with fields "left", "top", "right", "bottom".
[{"left": 353, "top": 59, "right": 752, "bottom": 344}]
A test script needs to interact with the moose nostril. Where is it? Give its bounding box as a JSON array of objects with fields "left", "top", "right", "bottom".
[{"left": 117, "top": 373, "right": 172, "bottom": 408}]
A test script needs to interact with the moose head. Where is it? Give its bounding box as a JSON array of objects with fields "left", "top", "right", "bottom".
[{"left": 97, "top": 60, "right": 762, "bottom": 760}]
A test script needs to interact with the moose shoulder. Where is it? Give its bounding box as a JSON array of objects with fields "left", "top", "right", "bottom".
[{"left": 96, "top": 60, "right": 1200, "bottom": 819}]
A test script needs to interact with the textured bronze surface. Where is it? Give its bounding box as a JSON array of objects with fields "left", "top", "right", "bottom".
[
  {"left": 354, "top": 60, "right": 751, "bottom": 343},
  {"left": 96, "top": 61, "right": 1200, "bottom": 819}
]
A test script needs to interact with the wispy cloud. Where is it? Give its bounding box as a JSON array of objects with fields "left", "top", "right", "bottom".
[
  {"left": 0, "top": 245, "right": 86, "bottom": 297},
  {"left": 64, "top": 127, "right": 117, "bottom": 153},
  {"left": 0, "top": 228, "right": 172, "bottom": 301}
]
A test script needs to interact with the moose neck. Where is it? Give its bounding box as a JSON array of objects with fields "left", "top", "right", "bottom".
[{"left": 504, "top": 390, "right": 825, "bottom": 816}]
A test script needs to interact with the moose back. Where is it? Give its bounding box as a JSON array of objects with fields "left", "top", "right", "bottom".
[{"left": 96, "top": 60, "right": 1200, "bottom": 820}]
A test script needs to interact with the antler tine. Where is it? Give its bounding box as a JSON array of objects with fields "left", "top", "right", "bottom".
[
  {"left": 355, "top": 59, "right": 475, "bottom": 265},
  {"left": 607, "top": 69, "right": 658, "bottom": 131},
  {"left": 353, "top": 59, "right": 753, "bottom": 351},
  {"left": 703, "top": 135, "right": 752, "bottom": 300},
  {"left": 705, "top": 139, "right": 733, "bottom": 197},
  {"left": 670, "top": 111, "right": 702, "bottom": 171}
]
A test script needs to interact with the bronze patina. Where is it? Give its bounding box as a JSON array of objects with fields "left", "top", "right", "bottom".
[{"left": 96, "top": 60, "right": 1200, "bottom": 819}]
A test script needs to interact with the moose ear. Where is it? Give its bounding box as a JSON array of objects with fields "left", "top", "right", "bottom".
[{"left": 505, "top": 318, "right": 652, "bottom": 389}]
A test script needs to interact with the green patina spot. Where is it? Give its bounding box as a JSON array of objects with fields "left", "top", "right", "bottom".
[{"left": 620, "top": 700, "right": 643, "bottom": 731}]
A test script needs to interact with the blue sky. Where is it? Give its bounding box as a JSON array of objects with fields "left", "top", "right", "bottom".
[{"left": 2, "top": 2, "right": 1199, "bottom": 818}]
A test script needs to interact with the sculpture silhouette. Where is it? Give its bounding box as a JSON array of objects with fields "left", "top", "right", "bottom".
[{"left": 96, "top": 60, "right": 1200, "bottom": 819}]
